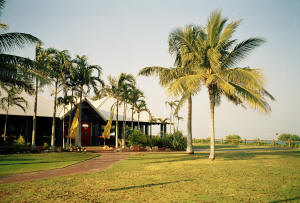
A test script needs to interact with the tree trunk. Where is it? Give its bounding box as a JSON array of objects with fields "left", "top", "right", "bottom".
[
  {"left": 115, "top": 100, "right": 119, "bottom": 149},
  {"left": 186, "top": 95, "right": 194, "bottom": 154},
  {"left": 131, "top": 108, "right": 134, "bottom": 129},
  {"left": 138, "top": 113, "right": 140, "bottom": 129},
  {"left": 62, "top": 107, "right": 65, "bottom": 149},
  {"left": 208, "top": 89, "right": 215, "bottom": 160},
  {"left": 51, "top": 81, "right": 58, "bottom": 150},
  {"left": 3, "top": 108, "right": 8, "bottom": 145},
  {"left": 122, "top": 102, "right": 127, "bottom": 148},
  {"left": 68, "top": 90, "right": 74, "bottom": 146},
  {"left": 31, "top": 78, "right": 38, "bottom": 150},
  {"left": 76, "top": 86, "right": 83, "bottom": 147}
]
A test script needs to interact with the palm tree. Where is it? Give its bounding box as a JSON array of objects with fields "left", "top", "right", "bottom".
[
  {"left": 72, "top": 55, "right": 104, "bottom": 147},
  {"left": 0, "top": 86, "right": 28, "bottom": 144},
  {"left": 57, "top": 93, "right": 73, "bottom": 149},
  {"left": 157, "top": 118, "right": 169, "bottom": 137},
  {"left": 44, "top": 48, "right": 71, "bottom": 149},
  {"left": 136, "top": 99, "right": 147, "bottom": 129},
  {"left": 174, "top": 113, "right": 184, "bottom": 131},
  {"left": 147, "top": 110, "right": 155, "bottom": 137},
  {"left": 0, "top": 0, "right": 40, "bottom": 94},
  {"left": 168, "top": 11, "right": 274, "bottom": 160},
  {"left": 128, "top": 88, "right": 144, "bottom": 129},
  {"left": 138, "top": 26, "right": 201, "bottom": 154},
  {"left": 118, "top": 73, "right": 136, "bottom": 148},
  {"left": 165, "top": 100, "right": 179, "bottom": 133},
  {"left": 31, "top": 42, "right": 50, "bottom": 150}
]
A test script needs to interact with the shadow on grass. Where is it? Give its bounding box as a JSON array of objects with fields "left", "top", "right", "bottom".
[
  {"left": 109, "top": 179, "right": 194, "bottom": 191},
  {"left": 269, "top": 196, "right": 300, "bottom": 203},
  {"left": 133, "top": 150, "right": 300, "bottom": 164}
]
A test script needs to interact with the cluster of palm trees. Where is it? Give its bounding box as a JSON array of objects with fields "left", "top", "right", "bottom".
[
  {"left": 139, "top": 11, "right": 274, "bottom": 159},
  {"left": 95, "top": 73, "right": 149, "bottom": 148}
]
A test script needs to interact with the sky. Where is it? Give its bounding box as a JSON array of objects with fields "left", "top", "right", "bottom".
[{"left": 2, "top": 0, "right": 300, "bottom": 139}]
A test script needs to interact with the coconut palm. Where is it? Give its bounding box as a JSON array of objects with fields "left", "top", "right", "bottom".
[
  {"left": 0, "top": 86, "right": 28, "bottom": 144},
  {"left": 0, "top": 0, "right": 40, "bottom": 94},
  {"left": 72, "top": 55, "right": 104, "bottom": 147},
  {"left": 168, "top": 11, "right": 274, "bottom": 160},
  {"left": 174, "top": 113, "right": 184, "bottom": 131},
  {"left": 138, "top": 26, "right": 201, "bottom": 154},
  {"left": 157, "top": 118, "right": 169, "bottom": 137}
]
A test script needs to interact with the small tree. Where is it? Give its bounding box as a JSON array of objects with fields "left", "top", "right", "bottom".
[
  {"left": 278, "top": 133, "right": 300, "bottom": 142},
  {"left": 225, "top": 134, "right": 241, "bottom": 145},
  {"left": 0, "top": 86, "right": 28, "bottom": 144}
]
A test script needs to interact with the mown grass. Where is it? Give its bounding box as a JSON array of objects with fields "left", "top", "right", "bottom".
[
  {"left": 0, "top": 149, "right": 299, "bottom": 202},
  {"left": 193, "top": 143, "right": 276, "bottom": 150},
  {"left": 0, "top": 152, "right": 98, "bottom": 176}
]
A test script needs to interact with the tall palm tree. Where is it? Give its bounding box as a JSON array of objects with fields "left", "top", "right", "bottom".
[
  {"left": 0, "top": 0, "right": 40, "bottom": 94},
  {"left": 31, "top": 42, "right": 50, "bottom": 150},
  {"left": 44, "top": 48, "right": 71, "bottom": 149},
  {"left": 72, "top": 55, "right": 104, "bottom": 147},
  {"left": 0, "top": 86, "right": 28, "bottom": 144},
  {"left": 168, "top": 11, "right": 274, "bottom": 160},
  {"left": 138, "top": 25, "right": 202, "bottom": 154}
]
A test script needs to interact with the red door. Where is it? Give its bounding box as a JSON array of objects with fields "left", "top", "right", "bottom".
[{"left": 81, "top": 121, "right": 91, "bottom": 146}]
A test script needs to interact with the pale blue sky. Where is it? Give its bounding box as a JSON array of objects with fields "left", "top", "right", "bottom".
[{"left": 3, "top": 0, "right": 300, "bottom": 139}]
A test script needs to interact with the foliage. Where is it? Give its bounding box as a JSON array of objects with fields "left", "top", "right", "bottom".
[
  {"left": 225, "top": 134, "right": 241, "bottom": 144},
  {"left": 43, "top": 142, "right": 50, "bottom": 150},
  {"left": 14, "top": 135, "right": 25, "bottom": 146},
  {"left": 278, "top": 133, "right": 300, "bottom": 141},
  {"left": 127, "top": 129, "right": 149, "bottom": 147}
]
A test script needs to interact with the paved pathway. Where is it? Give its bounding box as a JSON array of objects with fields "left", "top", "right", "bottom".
[{"left": 0, "top": 152, "right": 130, "bottom": 184}]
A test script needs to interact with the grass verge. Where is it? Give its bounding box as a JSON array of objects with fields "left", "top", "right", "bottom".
[
  {"left": 0, "top": 152, "right": 99, "bottom": 176},
  {"left": 0, "top": 149, "right": 299, "bottom": 202}
]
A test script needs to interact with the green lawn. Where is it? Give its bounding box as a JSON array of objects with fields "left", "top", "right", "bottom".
[
  {"left": 193, "top": 143, "right": 276, "bottom": 150},
  {"left": 0, "top": 152, "right": 98, "bottom": 176},
  {"left": 0, "top": 149, "right": 299, "bottom": 202}
]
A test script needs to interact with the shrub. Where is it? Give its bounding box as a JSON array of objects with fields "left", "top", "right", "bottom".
[
  {"left": 225, "top": 134, "right": 241, "bottom": 144},
  {"left": 278, "top": 133, "right": 300, "bottom": 142},
  {"left": 43, "top": 142, "right": 50, "bottom": 150},
  {"left": 164, "top": 131, "right": 187, "bottom": 150},
  {"left": 14, "top": 135, "right": 25, "bottom": 146},
  {"left": 128, "top": 129, "right": 150, "bottom": 147}
]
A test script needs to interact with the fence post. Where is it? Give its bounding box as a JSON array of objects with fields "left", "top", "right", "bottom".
[{"left": 244, "top": 139, "right": 247, "bottom": 145}]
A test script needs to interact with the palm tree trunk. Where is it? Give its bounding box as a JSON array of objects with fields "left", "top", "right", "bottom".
[
  {"left": 131, "top": 108, "right": 134, "bottom": 129},
  {"left": 68, "top": 90, "right": 73, "bottom": 146},
  {"left": 186, "top": 95, "right": 194, "bottom": 154},
  {"left": 3, "top": 108, "right": 8, "bottom": 145},
  {"left": 51, "top": 81, "right": 58, "bottom": 150},
  {"left": 122, "top": 102, "right": 127, "bottom": 148},
  {"left": 115, "top": 100, "right": 119, "bottom": 149},
  {"left": 208, "top": 89, "right": 215, "bottom": 160},
  {"left": 76, "top": 86, "right": 83, "bottom": 147},
  {"left": 169, "top": 113, "right": 172, "bottom": 134},
  {"left": 31, "top": 77, "right": 38, "bottom": 150},
  {"left": 62, "top": 107, "right": 65, "bottom": 149},
  {"left": 138, "top": 113, "right": 140, "bottom": 129}
]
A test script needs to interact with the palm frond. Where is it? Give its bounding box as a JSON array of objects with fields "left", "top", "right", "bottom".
[{"left": 0, "top": 32, "right": 41, "bottom": 52}]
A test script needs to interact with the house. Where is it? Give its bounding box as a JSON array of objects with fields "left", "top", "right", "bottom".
[{"left": 0, "top": 93, "right": 167, "bottom": 146}]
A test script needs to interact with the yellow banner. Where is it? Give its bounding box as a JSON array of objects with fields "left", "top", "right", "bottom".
[
  {"left": 69, "top": 106, "right": 79, "bottom": 139},
  {"left": 102, "top": 105, "right": 115, "bottom": 139}
]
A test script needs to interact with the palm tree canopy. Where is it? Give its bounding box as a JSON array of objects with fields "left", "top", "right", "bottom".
[
  {"left": 0, "top": 86, "right": 28, "bottom": 112},
  {"left": 167, "top": 11, "right": 274, "bottom": 114},
  {"left": 72, "top": 55, "right": 104, "bottom": 96}
]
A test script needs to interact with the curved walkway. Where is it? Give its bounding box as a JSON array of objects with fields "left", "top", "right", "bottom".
[{"left": 0, "top": 152, "right": 130, "bottom": 185}]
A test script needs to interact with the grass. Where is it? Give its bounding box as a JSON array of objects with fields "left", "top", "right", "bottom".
[
  {"left": 0, "top": 152, "right": 98, "bottom": 176},
  {"left": 0, "top": 149, "right": 299, "bottom": 202},
  {"left": 193, "top": 143, "right": 276, "bottom": 150}
]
